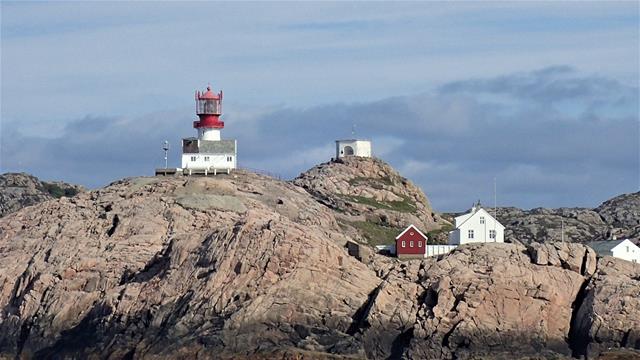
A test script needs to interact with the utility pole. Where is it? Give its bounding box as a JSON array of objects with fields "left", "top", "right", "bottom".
[
  {"left": 494, "top": 177, "right": 497, "bottom": 242},
  {"left": 561, "top": 218, "right": 565, "bottom": 243},
  {"left": 162, "top": 140, "right": 170, "bottom": 169}
]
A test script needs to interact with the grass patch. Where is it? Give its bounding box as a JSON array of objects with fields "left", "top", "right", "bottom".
[
  {"left": 347, "top": 176, "right": 394, "bottom": 189},
  {"left": 426, "top": 223, "right": 454, "bottom": 245},
  {"left": 340, "top": 194, "right": 416, "bottom": 213},
  {"left": 350, "top": 221, "right": 401, "bottom": 246},
  {"left": 42, "top": 183, "right": 79, "bottom": 198}
]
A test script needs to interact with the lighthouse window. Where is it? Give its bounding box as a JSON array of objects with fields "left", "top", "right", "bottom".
[
  {"left": 190, "top": 156, "right": 196, "bottom": 161},
  {"left": 468, "top": 230, "right": 474, "bottom": 239},
  {"left": 204, "top": 156, "right": 210, "bottom": 162},
  {"left": 489, "top": 230, "right": 496, "bottom": 239},
  {"left": 227, "top": 156, "right": 233, "bottom": 162}
]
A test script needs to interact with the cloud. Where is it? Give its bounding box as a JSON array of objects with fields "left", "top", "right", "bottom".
[{"left": 1, "top": 67, "right": 638, "bottom": 212}]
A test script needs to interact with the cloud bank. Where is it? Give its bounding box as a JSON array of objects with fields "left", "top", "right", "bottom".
[{"left": 1, "top": 67, "right": 637, "bottom": 211}]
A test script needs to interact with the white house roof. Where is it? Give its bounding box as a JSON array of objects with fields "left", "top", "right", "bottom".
[
  {"left": 455, "top": 207, "right": 504, "bottom": 229},
  {"left": 395, "top": 224, "right": 428, "bottom": 240},
  {"left": 587, "top": 239, "right": 635, "bottom": 254}
]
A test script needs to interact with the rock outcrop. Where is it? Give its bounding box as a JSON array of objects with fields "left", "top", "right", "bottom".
[
  {"left": 294, "top": 157, "right": 449, "bottom": 246},
  {"left": 0, "top": 169, "right": 639, "bottom": 359},
  {"left": 0, "top": 173, "right": 84, "bottom": 218},
  {"left": 467, "top": 192, "right": 640, "bottom": 245},
  {"left": 573, "top": 256, "right": 640, "bottom": 358}
]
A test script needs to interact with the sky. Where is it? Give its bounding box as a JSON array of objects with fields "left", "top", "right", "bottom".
[{"left": 1, "top": 1, "right": 639, "bottom": 212}]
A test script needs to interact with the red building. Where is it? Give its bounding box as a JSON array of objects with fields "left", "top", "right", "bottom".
[{"left": 395, "top": 224, "right": 428, "bottom": 258}]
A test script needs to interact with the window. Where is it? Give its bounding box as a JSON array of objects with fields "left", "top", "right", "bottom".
[
  {"left": 480, "top": 216, "right": 485, "bottom": 224},
  {"left": 410, "top": 241, "right": 414, "bottom": 247},
  {"left": 190, "top": 156, "right": 196, "bottom": 161},
  {"left": 410, "top": 232, "right": 414, "bottom": 236},
  {"left": 627, "top": 246, "right": 630, "bottom": 253},
  {"left": 401, "top": 241, "right": 406, "bottom": 247},
  {"left": 418, "top": 241, "right": 422, "bottom": 248},
  {"left": 489, "top": 230, "right": 496, "bottom": 239},
  {"left": 204, "top": 156, "right": 210, "bottom": 161},
  {"left": 468, "top": 230, "right": 474, "bottom": 239},
  {"left": 227, "top": 156, "right": 233, "bottom": 162}
]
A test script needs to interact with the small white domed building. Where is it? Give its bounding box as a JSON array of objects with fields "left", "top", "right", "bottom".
[{"left": 335, "top": 139, "right": 371, "bottom": 159}]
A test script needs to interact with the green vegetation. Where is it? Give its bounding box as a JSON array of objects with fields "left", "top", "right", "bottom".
[
  {"left": 42, "top": 183, "right": 79, "bottom": 198},
  {"left": 348, "top": 176, "right": 394, "bottom": 188},
  {"left": 340, "top": 194, "right": 416, "bottom": 213},
  {"left": 349, "top": 221, "right": 401, "bottom": 246},
  {"left": 426, "top": 223, "right": 454, "bottom": 245}
]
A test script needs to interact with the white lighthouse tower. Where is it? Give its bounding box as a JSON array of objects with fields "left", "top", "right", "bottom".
[{"left": 180, "top": 84, "right": 237, "bottom": 174}]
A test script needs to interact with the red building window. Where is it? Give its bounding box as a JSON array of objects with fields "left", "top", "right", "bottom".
[
  {"left": 410, "top": 241, "right": 414, "bottom": 247},
  {"left": 402, "top": 241, "right": 406, "bottom": 247},
  {"left": 418, "top": 241, "right": 422, "bottom": 247}
]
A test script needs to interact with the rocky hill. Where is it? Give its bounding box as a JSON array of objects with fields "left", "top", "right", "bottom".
[
  {"left": 0, "top": 173, "right": 85, "bottom": 218},
  {"left": 294, "top": 157, "right": 450, "bottom": 246},
  {"left": 0, "top": 164, "right": 638, "bottom": 359},
  {"left": 491, "top": 192, "right": 640, "bottom": 244}
]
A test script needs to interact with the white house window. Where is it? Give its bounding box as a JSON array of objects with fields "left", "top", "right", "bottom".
[
  {"left": 468, "top": 230, "right": 474, "bottom": 239},
  {"left": 480, "top": 216, "right": 485, "bottom": 224},
  {"left": 410, "top": 241, "right": 414, "bottom": 247},
  {"left": 418, "top": 241, "right": 422, "bottom": 247},
  {"left": 190, "top": 156, "right": 196, "bottom": 161},
  {"left": 402, "top": 241, "right": 406, "bottom": 247},
  {"left": 627, "top": 246, "right": 630, "bottom": 252},
  {"left": 489, "top": 230, "right": 496, "bottom": 239},
  {"left": 204, "top": 156, "right": 210, "bottom": 161}
]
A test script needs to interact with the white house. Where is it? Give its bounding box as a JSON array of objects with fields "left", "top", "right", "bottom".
[
  {"left": 335, "top": 139, "right": 371, "bottom": 159},
  {"left": 587, "top": 239, "right": 640, "bottom": 263},
  {"left": 448, "top": 203, "right": 505, "bottom": 245}
]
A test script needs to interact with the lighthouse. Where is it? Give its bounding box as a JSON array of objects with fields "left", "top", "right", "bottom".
[{"left": 180, "top": 84, "right": 237, "bottom": 174}]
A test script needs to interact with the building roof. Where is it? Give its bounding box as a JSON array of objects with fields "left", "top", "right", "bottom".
[
  {"left": 587, "top": 239, "right": 629, "bottom": 254},
  {"left": 455, "top": 207, "right": 505, "bottom": 229},
  {"left": 395, "top": 224, "right": 428, "bottom": 240},
  {"left": 335, "top": 139, "right": 371, "bottom": 143},
  {"left": 200, "top": 140, "right": 236, "bottom": 154},
  {"left": 183, "top": 138, "right": 236, "bottom": 154}
]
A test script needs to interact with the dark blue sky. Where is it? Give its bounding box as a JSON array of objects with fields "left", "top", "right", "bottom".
[{"left": 1, "top": 2, "right": 638, "bottom": 211}]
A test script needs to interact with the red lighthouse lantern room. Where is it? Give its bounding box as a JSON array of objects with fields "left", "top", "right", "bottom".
[{"left": 194, "top": 86, "right": 224, "bottom": 140}]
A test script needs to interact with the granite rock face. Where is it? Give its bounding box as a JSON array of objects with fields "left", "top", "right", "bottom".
[
  {"left": 0, "top": 173, "right": 84, "bottom": 218},
  {"left": 0, "top": 173, "right": 381, "bottom": 358},
  {"left": 1, "top": 168, "right": 639, "bottom": 359},
  {"left": 573, "top": 256, "right": 640, "bottom": 358},
  {"left": 294, "top": 157, "right": 449, "bottom": 246}
]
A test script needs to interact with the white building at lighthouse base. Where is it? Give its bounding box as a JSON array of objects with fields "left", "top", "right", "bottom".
[{"left": 181, "top": 137, "right": 237, "bottom": 173}]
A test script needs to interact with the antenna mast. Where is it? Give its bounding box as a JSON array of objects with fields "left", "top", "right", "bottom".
[
  {"left": 494, "top": 177, "right": 497, "bottom": 241},
  {"left": 162, "top": 140, "right": 170, "bottom": 169}
]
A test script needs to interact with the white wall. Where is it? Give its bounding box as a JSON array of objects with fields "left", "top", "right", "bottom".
[
  {"left": 449, "top": 208, "right": 504, "bottom": 245},
  {"left": 181, "top": 153, "right": 236, "bottom": 170},
  {"left": 425, "top": 245, "right": 457, "bottom": 257},
  {"left": 199, "top": 128, "right": 221, "bottom": 141},
  {"left": 611, "top": 240, "right": 640, "bottom": 263},
  {"left": 335, "top": 140, "right": 372, "bottom": 158}
]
